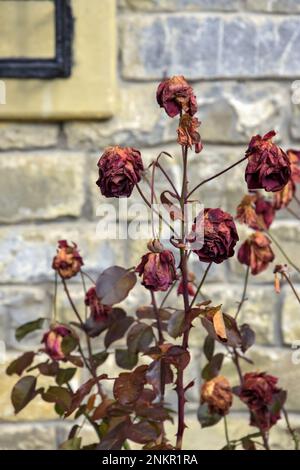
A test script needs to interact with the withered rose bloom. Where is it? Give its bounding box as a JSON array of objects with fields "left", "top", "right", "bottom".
[
  {"left": 96, "top": 146, "right": 144, "bottom": 198},
  {"left": 191, "top": 208, "right": 239, "bottom": 264},
  {"left": 245, "top": 131, "right": 291, "bottom": 192},
  {"left": 85, "top": 287, "right": 112, "bottom": 322},
  {"left": 287, "top": 149, "right": 300, "bottom": 184},
  {"left": 201, "top": 376, "right": 232, "bottom": 416},
  {"left": 52, "top": 240, "right": 83, "bottom": 279},
  {"left": 177, "top": 114, "right": 203, "bottom": 154},
  {"left": 177, "top": 272, "right": 196, "bottom": 297},
  {"left": 273, "top": 179, "right": 296, "bottom": 210},
  {"left": 136, "top": 249, "right": 177, "bottom": 292},
  {"left": 236, "top": 194, "right": 274, "bottom": 230},
  {"left": 156, "top": 75, "right": 197, "bottom": 118},
  {"left": 239, "top": 372, "right": 286, "bottom": 431},
  {"left": 238, "top": 232, "right": 274, "bottom": 275},
  {"left": 42, "top": 324, "right": 74, "bottom": 361}
]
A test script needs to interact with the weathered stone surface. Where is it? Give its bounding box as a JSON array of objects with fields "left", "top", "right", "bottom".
[
  {"left": 120, "top": 0, "right": 239, "bottom": 11},
  {"left": 223, "top": 346, "right": 300, "bottom": 410},
  {"left": 65, "top": 82, "right": 287, "bottom": 149},
  {"left": 121, "top": 14, "right": 300, "bottom": 80},
  {"left": 281, "top": 285, "right": 300, "bottom": 345},
  {"left": 0, "top": 223, "right": 129, "bottom": 283},
  {"left": 0, "top": 423, "right": 57, "bottom": 450},
  {"left": 246, "top": 0, "right": 300, "bottom": 13},
  {"left": 0, "top": 152, "right": 86, "bottom": 222},
  {"left": 0, "top": 123, "right": 58, "bottom": 150},
  {"left": 0, "top": 287, "right": 51, "bottom": 351}
]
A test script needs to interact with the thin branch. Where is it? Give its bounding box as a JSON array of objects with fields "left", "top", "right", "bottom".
[
  {"left": 267, "top": 230, "right": 300, "bottom": 275},
  {"left": 235, "top": 265, "right": 250, "bottom": 319},
  {"left": 189, "top": 262, "right": 212, "bottom": 309},
  {"left": 283, "top": 407, "right": 299, "bottom": 450},
  {"left": 286, "top": 206, "right": 300, "bottom": 221},
  {"left": 282, "top": 272, "right": 300, "bottom": 304},
  {"left": 187, "top": 155, "right": 248, "bottom": 199}
]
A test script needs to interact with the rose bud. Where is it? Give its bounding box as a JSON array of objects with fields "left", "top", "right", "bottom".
[
  {"left": 42, "top": 324, "right": 75, "bottom": 361},
  {"left": 245, "top": 131, "right": 291, "bottom": 192},
  {"left": 238, "top": 372, "right": 286, "bottom": 431},
  {"left": 191, "top": 208, "right": 239, "bottom": 264},
  {"left": 156, "top": 75, "right": 197, "bottom": 118},
  {"left": 273, "top": 179, "right": 296, "bottom": 210},
  {"left": 201, "top": 376, "right": 232, "bottom": 416},
  {"left": 177, "top": 272, "right": 196, "bottom": 297},
  {"left": 85, "top": 287, "right": 112, "bottom": 322},
  {"left": 238, "top": 232, "right": 274, "bottom": 275},
  {"left": 177, "top": 114, "right": 203, "bottom": 154},
  {"left": 273, "top": 264, "right": 289, "bottom": 294},
  {"left": 136, "top": 243, "right": 177, "bottom": 292},
  {"left": 52, "top": 240, "right": 83, "bottom": 279},
  {"left": 287, "top": 149, "right": 300, "bottom": 183},
  {"left": 96, "top": 146, "right": 144, "bottom": 198}
]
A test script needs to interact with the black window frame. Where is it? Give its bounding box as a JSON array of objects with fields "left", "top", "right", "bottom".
[{"left": 0, "top": 0, "right": 73, "bottom": 79}]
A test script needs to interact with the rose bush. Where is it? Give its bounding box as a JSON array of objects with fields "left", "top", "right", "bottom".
[{"left": 7, "top": 77, "right": 300, "bottom": 451}]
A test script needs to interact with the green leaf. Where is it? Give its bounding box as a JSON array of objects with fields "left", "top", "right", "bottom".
[
  {"left": 197, "top": 402, "right": 222, "bottom": 428},
  {"left": 127, "top": 323, "right": 154, "bottom": 354},
  {"left": 61, "top": 335, "right": 78, "bottom": 355},
  {"left": 59, "top": 437, "right": 82, "bottom": 450},
  {"left": 11, "top": 375, "right": 37, "bottom": 414},
  {"left": 91, "top": 351, "right": 109, "bottom": 369},
  {"left": 43, "top": 386, "right": 72, "bottom": 412},
  {"left": 201, "top": 353, "right": 224, "bottom": 381},
  {"left": 104, "top": 316, "right": 134, "bottom": 349},
  {"left": 56, "top": 368, "right": 76, "bottom": 386},
  {"left": 15, "top": 318, "right": 45, "bottom": 342},
  {"left": 115, "top": 349, "right": 138, "bottom": 370},
  {"left": 96, "top": 266, "right": 137, "bottom": 305},
  {"left": 6, "top": 352, "right": 35, "bottom": 376},
  {"left": 167, "top": 310, "right": 185, "bottom": 338},
  {"left": 203, "top": 335, "right": 215, "bottom": 362},
  {"left": 37, "top": 361, "right": 59, "bottom": 376}
]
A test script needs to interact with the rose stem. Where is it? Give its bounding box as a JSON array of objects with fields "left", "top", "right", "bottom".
[
  {"left": 267, "top": 230, "right": 300, "bottom": 274},
  {"left": 62, "top": 278, "right": 106, "bottom": 400},
  {"left": 176, "top": 144, "right": 190, "bottom": 450},
  {"left": 224, "top": 416, "right": 231, "bottom": 448},
  {"left": 282, "top": 272, "right": 300, "bottom": 305},
  {"left": 136, "top": 183, "right": 177, "bottom": 236},
  {"left": 189, "top": 262, "right": 212, "bottom": 309},
  {"left": 80, "top": 270, "right": 88, "bottom": 320},
  {"left": 81, "top": 270, "right": 96, "bottom": 284},
  {"left": 159, "top": 280, "right": 178, "bottom": 308},
  {"left": 187, "top": 155, "right": 248, "bottom": 199},
  {"left": 282, "top": 407, "right": 299, "bottom": 450},
  {"left": 151, "top": 291, "right": 166, "bottom": 404},
  {"left": 294, "top": 194, "right": 300, "bottom": 207},
  {"left": 52, "top": 272, "right": 58, "bottom": 323},
  {"left": 235, "top": 265, "right": 250, "bottom": 320},
  {"left": 155, "top": 161, "right": 180, "bottom": 199},
  {"left": 286, "top": 206, "right": 300, "bottom": 221}
]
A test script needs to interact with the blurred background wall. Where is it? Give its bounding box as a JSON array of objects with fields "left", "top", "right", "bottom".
[{"left": 0, "top": 0, "right": 300, "bottom": 449}]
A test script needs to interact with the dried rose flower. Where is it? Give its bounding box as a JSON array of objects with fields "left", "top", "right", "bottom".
[
  {"left": 177, "top": 114, "right": 203, "bottom": 154},
  {"left": 191, "top": 208, "right": 239, "bottom": 264},
  {"left": 42, "top": 324, "right": 75, "bottom": 361},
  {"left": 156, "top": 75, "right": 197, "bottom": 118},
  {"left": 245, "top": 131, "right": 291, "bottom": 192},
  {"left": 238, "top": 232, "right": 274, "bottom": 275},
  {"left": 136, "top": 247, "right": 177, "bottom": 292},
  {"left": 85, "top": 287, "right": 112, "bottom": 322},
  {"left": 239, "top": 372, "right": 286, "bottom": 431},
  {"left": 273, "top": 264, "right": 289, "bottom": 294},
  {"left": 288, "top": 149, "right": 300, "bottom": 184},
  {"left": 273, "top": 179, "right": 296, "bottom": 210},
  {"left": 96, "top": 146, "right": 144, "bottom": 198},
  {"left": 201, "top": 376, "right": 232, "bottom": 416},
  {"left": 52, "top": 240, "right": 83, "bottom": 279},
  {"left": 236, "top": 193, "right": 274, "bottom": 231}
]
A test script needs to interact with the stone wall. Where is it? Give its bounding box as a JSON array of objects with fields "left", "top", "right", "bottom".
[{"left": 0, "top": 0, "right": 300, "bottom": 449}]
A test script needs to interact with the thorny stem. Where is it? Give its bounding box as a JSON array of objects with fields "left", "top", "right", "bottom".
[
  {"left": 159, "top": 280, "right": 178, "bottom": 308},
  {"left": 155, "top": 161, "right": 180, "bottom": 199},
  {"left": 187, "top": 155, "right": 248, "bottom": 199},
  {"left": 282, "top": 272, "right": 300, "bottom": 305},
  {"left": 189, "top": 262, "right": 212, "bottom": 309},
  {"left": 282, "top": 407, "right": 299, "bottom": 450},
  {"left": 151, "top": 291, "right": 164, "bottom": 345},
  {"left": 176, "top": 144, "right": 190, "bottom": 450},
  {"left": 235, "top": 265, "right": 250, "bottom": 319},
  {"left": 267, "top": 230, "right": 300, "bottom": 275},
  {"left": 62, "top": 279, "right": 106, "bottom": 400}
]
